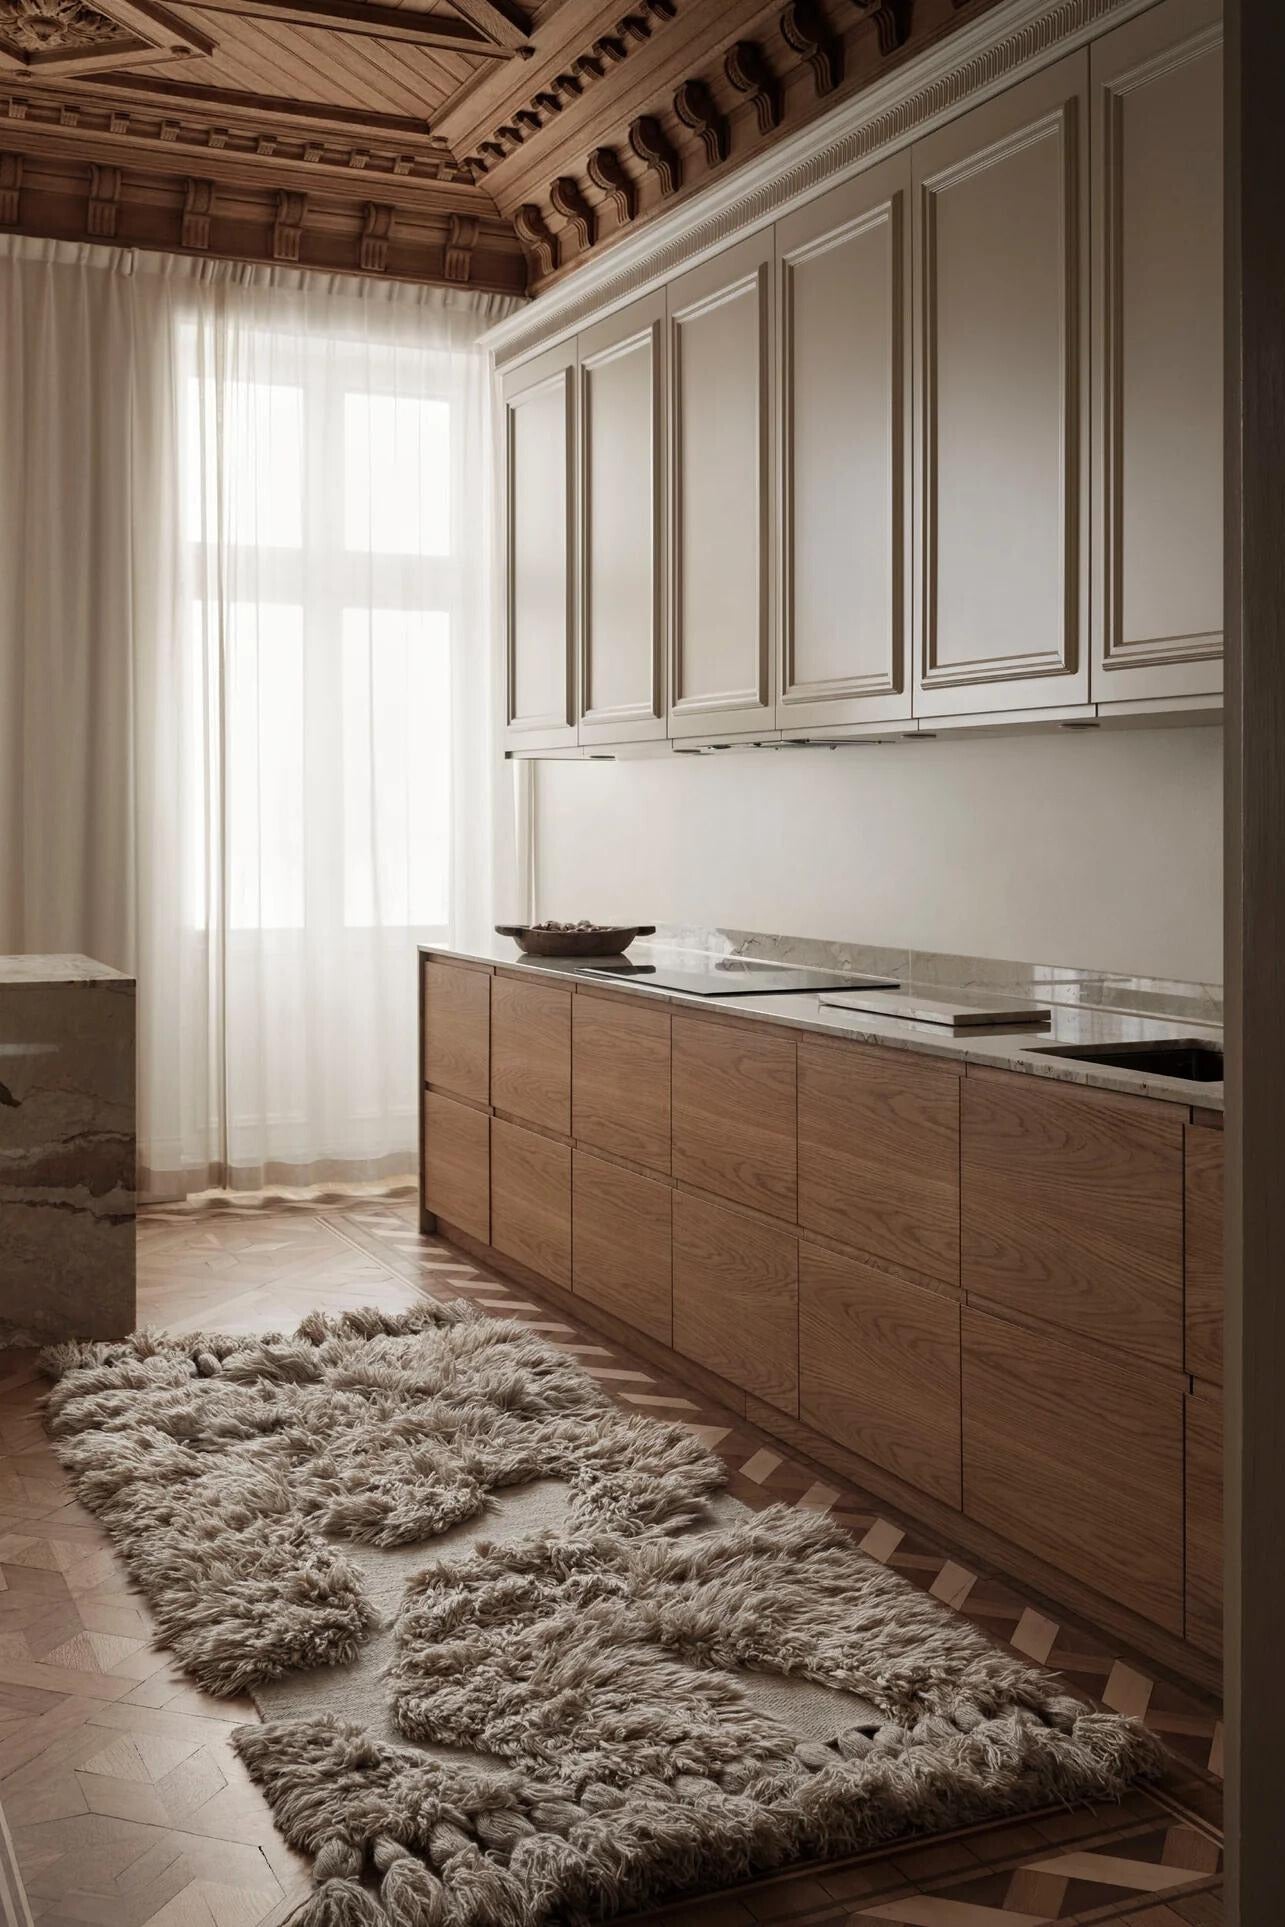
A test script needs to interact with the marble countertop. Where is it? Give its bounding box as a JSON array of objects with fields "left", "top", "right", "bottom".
[
  {"left": 0, "top": 954, "right": 133, "bottom": 985},
  {"left": 422, "top": 938, "right": 1223, "bottom": 1111}
]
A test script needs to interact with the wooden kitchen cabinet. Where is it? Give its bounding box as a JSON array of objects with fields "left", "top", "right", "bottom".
[
  {"left": 422, "top": 1090, "right": 489, "bottom": 1244},
  {"left": 491, "top": 1116, "right": 571, "bottom": 1288},
  {"left": 962, "top": 1305, "right": 1185, "bottom": 1634},
  {"left": 1185, "top": 1387, "right": 1223, "bottom": 1657},
  {"left": 913, "top": 55, "right": 1090, "bottom": 717},
  {"left": 1090, "top": 0, "right": 1223, "bottom": 704},
  {"left": 776, "top": 152, "right": 912, "bottom": 731},
  {"left": 577, "top": 292, "right": 666, "bottom": 746},
  {"left": 490, "top": 974, "right": 572, "bottom": 1136},
  {"left": 572, "top": 990, "right": 670, "bottom": 1174},
  {"left": 573, "top": 1150, "right": 672, "bottom": 1345},
  {"left": 800, "top": 1243, "right": 961, "bottom": 1506},
  {"left": 962, "top": 1068, "right": 1184, "bottom": 1368},
  {"left": 502, "top": 342, "right": 577, "bottom": 750},
  {"left": 798, "top": 1036, "right": 960, "bottom": 1283},
  {"left": 1184, "top": 1120, "right": 1224, "bottom": 1382},
  {"left": 671, "top": 1013, "right": 796, "bottom": 1220},
  {"left": 667, "top": 232, "right": 775, "bottom": 740},
  {"left": 672, "top": 1189, "right": 798, "bottom": 1415},
  {"left": 422, "top": 959, "right": 490, "bottom": 1105}
]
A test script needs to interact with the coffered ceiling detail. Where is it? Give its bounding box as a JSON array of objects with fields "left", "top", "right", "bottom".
[{"left": 0, "top": 0, "right": 998, "bottom": 293}]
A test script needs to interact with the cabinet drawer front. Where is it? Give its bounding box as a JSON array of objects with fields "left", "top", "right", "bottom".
[
  {"left": 1184, "top": 1124, "right": 1223, "bottom": 1382},
  {"left": 491, "top": 1116, "right": 571, "bottom": 1288},
  {"left": 573, "top": 1151, "right": 672, "bottom": 1346},
  {"left": 672, "top": 1015, "right": 797, "bottom": 1220},
  {"left": 573, "top": 993, "right": 671, "bottom": 1174},
  {"left": 962, "top": 1070, "right": 1183, "bottom": 1366},
  {"left": 672, "top": 1190, "right": 798, "bottom": 1416},
  {"left": 1185, "top": 1390, "right": 1223, "bottom": 1658},
  {"left": 798, "top": 1037, "right": 960, "bottom": 1282},
  {"left": 422, "top": 1091, "right": 489, "bottom": 1244},
  {"left": 962, "top": 1305, "right": 1183, "bottom": 1633},
  {"left": 490, "top": 975, "right": 572, "bottom": 1136},
  {"left": 800, "top": 1244, "right": 961, "bottom": 1507},
  {"left": 422, "top": 961, "right": 490, "bottom": 1105}
]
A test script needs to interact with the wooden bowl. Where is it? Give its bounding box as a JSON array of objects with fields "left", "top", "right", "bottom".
[{"left": 495, "top": 923, "right": 655, "bottom": 958}]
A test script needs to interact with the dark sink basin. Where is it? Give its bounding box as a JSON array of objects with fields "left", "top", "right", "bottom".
[{"left": 1028, "top": 1039, "right": 1224, "bottom": 1082}]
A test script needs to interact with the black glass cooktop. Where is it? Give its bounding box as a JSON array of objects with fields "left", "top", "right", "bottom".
[{"left": 583, "top": 959, "right": 900, "bottom": 998}]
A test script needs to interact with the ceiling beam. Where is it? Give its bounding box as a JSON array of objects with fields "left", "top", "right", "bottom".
[
  {"left": 74, "top": 69, "right": 440, "bottom": 137},
  {"left": 183, "top": 0, "right": 527, "bottom": 57},
  {"left": 443, "top": 0, "right": 532, "bottom": 54}
]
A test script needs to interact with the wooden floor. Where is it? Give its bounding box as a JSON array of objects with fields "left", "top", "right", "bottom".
[{"left": 0, "top": 1194, "right": 1225, "bottom": 1927}]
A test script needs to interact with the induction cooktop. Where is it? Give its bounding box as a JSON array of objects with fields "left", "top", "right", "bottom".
[{"left": 583, "top": 959, "right": 900, "bottom": 998}]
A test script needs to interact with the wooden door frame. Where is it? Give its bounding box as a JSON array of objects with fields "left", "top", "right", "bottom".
[{"left": 1224, "top": 1, "right": 1285, "bottom": 1917}]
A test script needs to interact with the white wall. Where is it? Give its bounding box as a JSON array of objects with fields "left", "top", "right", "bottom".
[{"left": 532, "top": 724, "right": 1223, "bottom": 984}]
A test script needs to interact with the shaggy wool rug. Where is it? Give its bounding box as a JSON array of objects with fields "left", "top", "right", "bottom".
[{"left": 41, "top": 1305, "right": 1163, "bottom": 1927}]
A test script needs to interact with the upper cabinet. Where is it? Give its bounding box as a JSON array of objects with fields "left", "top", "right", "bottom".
[
  {"left": 502, "top": 342, "right": 577, "bottom": 751},
  {"left": 668, "top": 232, "right": 775, "bottom": 740},
  {"left": 1090, "top": 0, "right": 1224, "bottom": 705},
  {"left": 495, "top": 0, "right": 1223, "bottom": 747},
  {"left": 577, "top": 291, "right": 667, "bottom": 747},
  {"left": 776, "top": 154, "right": 913, "bottom": 732},
  {"left": 913, "top": 55, "right": 1090, "bottom": 718}
]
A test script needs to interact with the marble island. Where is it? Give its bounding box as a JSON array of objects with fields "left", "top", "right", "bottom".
[{"left": 0, "top": 956, "right": 136, "bottom": 1342}]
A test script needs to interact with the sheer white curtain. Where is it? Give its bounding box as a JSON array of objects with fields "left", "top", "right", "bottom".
[{"left": 0, "top": 236, "right": 516, "bottom": 1198}]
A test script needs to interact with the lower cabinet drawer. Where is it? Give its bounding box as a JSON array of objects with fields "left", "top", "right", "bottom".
[
  {"left": 1185, "top": 1389, "right": 1223, "bottom": 1658},
  {"left": 422, "top": 1091, "right": 489, "bottom": 1244},
  {"left": 672, "top": 1190, "right": 798, "bottom": 1416},
  {"left": 491, "top": 1116, "right": 571, "bottom": 1288},
  {"left": 961, "top": 1306, "right": 1184, "bottom": 1634},
  {"left": 800, "top": 1244, "right": 962, "bottom": 1508},
  {"left": 572, "top": 1151, "right": 673, "bottom": 1345}
]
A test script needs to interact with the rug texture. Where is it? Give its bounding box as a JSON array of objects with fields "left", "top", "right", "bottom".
[{"left": 40, "top": 1306, "right": 1163, "bottom": 1927}]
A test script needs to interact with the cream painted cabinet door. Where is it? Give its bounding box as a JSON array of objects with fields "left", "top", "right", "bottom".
[
  {"left": 1091, "top": 0, "right": 1223, "bottom": 705},
  {"left": 577, "top": 291, "right": 666, "bottom": 746},
  {"left": 668, "top": 232, "right": 775, "bottom": 740},
  {"left": 913, "top": 55, "right": 1090, "bottom": 718},
  {"left": 502, "top": 342, "right": 577, "bottom": 751},
  {"left": 777, "top": 152, "right": 912, "bottom": 731}
]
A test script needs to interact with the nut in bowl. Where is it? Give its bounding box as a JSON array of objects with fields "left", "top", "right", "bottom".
[{"left": 494, "top": 920, "right": 656, "bottom": 958}]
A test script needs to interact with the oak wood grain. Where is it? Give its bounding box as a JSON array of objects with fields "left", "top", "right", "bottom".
[
  {"left": 799, "top": 1242, "right": 962, "bottom": 1506},
  {"left": 961, "top": 1068, "right": 1184, "bottom": 1368},
  {"left": 572, "top": 991, "right": 671, "bottom": 1175},
  {"left": 1185, "top": 1387, "right": 1224, "bottom": 1657},
  {"left": 422, "top": 1090, "right": 489, "bottom": 1244},
  {"left": 490, "top": 973, "right": 572, "bottom": 1136},
  {"left": 572, "top": 1150, "right": 672, "bottom": 1346},
  {"left": 1185, "top": 1122, "right": 1225, "bottom": 1383},
  {"left": 672, "top": 1189, "right": 798, "bottom": 1416},
  {"left": 798, "top": 1036, "right": 961, "bottom": 1283},
  {"left": 490, "top": 1115, "right": 571, "bottom": 1288},
  {"left": 671, "top": 1014, "right": 797, "bottom": 1221},
  {"left": 961, "top": 1304, "right": 1184, "bottom": 1634},
  {"left": 422, "top": 959, "right": 491, "bottom": 1105}
]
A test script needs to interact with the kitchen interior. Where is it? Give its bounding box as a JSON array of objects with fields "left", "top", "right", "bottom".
[{"left": 1, "top": 0, "right": 1264, "bottom": 1915}]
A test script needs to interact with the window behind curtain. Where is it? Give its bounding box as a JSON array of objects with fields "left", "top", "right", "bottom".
[{"left": 179, "top": 326, "right": 455, "bottom": 939}]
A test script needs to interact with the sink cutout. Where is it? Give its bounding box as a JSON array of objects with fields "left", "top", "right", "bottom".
[{"left": 1027, "top": 1039, "right": 1223, "bottom": 1082}]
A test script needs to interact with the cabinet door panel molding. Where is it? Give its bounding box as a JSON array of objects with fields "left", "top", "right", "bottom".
[
  {"left": 668, "top": 232, "right": 775, "bottom": 739},
  {"left": 578, "top": 290, "right": 667, "bottom": 745}
]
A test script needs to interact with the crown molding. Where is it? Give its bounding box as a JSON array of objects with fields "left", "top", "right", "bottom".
[{"left": 482, "top": 0, "right": 1160, "bottom": 365}]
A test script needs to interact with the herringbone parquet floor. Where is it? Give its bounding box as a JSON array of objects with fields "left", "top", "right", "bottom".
[{"left": 0, "top": 1193, "right": 1225, "bottom": 1927}]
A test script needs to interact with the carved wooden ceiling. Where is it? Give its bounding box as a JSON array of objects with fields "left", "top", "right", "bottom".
[{"left": 0, "top": 0, "right": 998, "bottom": 293}]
